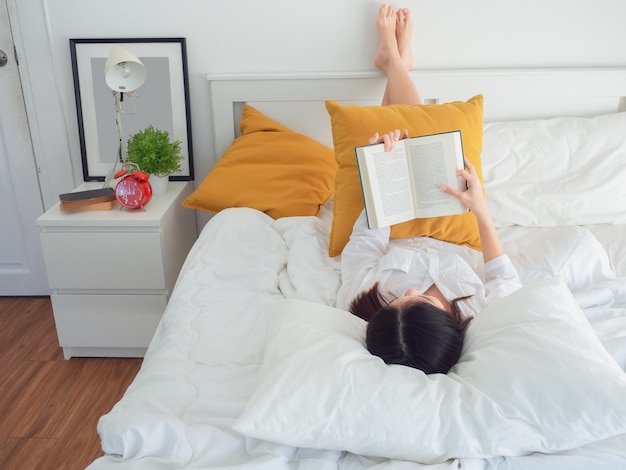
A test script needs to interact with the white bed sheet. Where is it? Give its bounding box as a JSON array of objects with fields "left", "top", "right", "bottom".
[{"left": 88, "top": 207, "right": 626, "bottom": 470}]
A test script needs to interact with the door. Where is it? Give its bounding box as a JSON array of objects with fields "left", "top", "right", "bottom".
[{"left": 0, "top": 0, "right": 49, "bottom": 295}]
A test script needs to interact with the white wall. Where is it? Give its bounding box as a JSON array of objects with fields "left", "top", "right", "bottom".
[{"left": 13, "top": 0, "right": 626, "bottom": 208}]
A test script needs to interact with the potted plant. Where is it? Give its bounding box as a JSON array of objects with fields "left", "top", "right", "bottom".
[{"left": 126, "top": 125, "right": 183, "bottom": 194}]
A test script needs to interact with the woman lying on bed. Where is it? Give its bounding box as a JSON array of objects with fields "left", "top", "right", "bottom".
[{"left": 341, "top": 4, "right": 522, "bottom": 374}]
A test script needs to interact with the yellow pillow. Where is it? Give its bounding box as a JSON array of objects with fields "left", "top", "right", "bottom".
[
  {"left": 325, "top": 95, "right": 484, "bottom": 257},
  {"left": 183, "top": 104, "right": 337, "bottom": 219}
]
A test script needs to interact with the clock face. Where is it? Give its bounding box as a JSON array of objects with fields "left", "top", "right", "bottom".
[{"left": 115, "top": 179, "right": 145, "bottom": 209}]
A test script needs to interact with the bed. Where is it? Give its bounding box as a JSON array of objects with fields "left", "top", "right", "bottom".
[{"left": 87, "top": 68, "right": 626, "bottom": 470}]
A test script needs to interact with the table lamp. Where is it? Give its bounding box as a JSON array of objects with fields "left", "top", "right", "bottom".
[{"left": 104, "top": 46, "right": 147, "bottom": 165}]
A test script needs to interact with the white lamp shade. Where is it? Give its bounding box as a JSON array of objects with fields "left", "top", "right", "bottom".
[{"left": 104, "top": 45, "right": 147, "bottom": 92}]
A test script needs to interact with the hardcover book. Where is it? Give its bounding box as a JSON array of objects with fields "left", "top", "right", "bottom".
[{"left": 355, "top": 130, "right": 468, "bottom": 229}]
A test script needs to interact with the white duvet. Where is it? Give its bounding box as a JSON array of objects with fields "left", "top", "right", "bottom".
[{"left": 88, "top": 206, "right": 626, "bottom": 470}]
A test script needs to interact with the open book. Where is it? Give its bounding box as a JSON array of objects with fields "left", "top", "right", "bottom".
[{"left": 355, "top": 130, "right": 468, "bottom": 229}]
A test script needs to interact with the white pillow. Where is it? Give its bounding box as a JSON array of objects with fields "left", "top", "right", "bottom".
[
  {"left": 482, "top": 112, "right": 626, "bottom": 227},
  {"left": 234, "top": 278, "right": 626, "bottom": 464}
]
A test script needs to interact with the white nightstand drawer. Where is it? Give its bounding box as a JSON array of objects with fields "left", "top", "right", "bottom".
[
  {"left": 41, "top": 231, "right": 165, "bottom": 290},
  {"left": 51, "top": 294, "right": 165, "bottom": 348}
]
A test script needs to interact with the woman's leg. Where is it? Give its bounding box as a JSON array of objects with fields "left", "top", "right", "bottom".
[
  {"left": 375, "top": 5, "right": 422, "bottom": 106},
  {"left": 396, "top": 8, "right": 414, "bottom": 70}
]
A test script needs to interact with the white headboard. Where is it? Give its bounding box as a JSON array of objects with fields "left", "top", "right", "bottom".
[{"left": 207, "top": 68, "right": 626, "bottom": 160}]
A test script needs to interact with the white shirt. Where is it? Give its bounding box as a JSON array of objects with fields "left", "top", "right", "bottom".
[{"left": 337, "top": 211, "right": 522, "bottom": 319}]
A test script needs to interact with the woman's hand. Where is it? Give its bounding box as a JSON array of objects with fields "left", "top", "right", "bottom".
[
  {"left": 368, "top": 129, "right": 409, "bottom": 151},
  {"left": 441, "top": 160, "right": 489, "bottom": 218},
  {"left": 442, "top": 160, "right": 504, "bottom": 262}
]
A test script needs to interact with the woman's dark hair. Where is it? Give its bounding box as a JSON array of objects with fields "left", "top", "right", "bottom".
[{"left": 349, "top": 283, "right": 471, "bottom": 374}]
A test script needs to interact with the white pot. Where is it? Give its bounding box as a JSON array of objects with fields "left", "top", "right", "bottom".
[{"left": 149, "top": 174, "right": 169, "bottom": 195}]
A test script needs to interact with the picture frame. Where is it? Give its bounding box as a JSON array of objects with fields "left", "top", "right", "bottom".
[{"left": 70, "top": 37, "right": 194, "bottom": 181}]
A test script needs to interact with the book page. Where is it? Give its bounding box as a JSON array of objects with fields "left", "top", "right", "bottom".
[
  {"left": 406, "top": 132, "right": 467, "bottom": 218},
  {"left": 357, "top": 145, "right": 415, "bottom": 228}
]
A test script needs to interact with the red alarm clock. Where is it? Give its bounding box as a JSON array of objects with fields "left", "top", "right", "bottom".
[{"left": 113, "top": 168, "right": 152, "bottom": 209}]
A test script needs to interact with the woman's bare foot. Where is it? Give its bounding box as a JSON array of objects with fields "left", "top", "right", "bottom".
[
  {"left": 374, "top": 4, "right": 403, "bottom": 71},
  {"left": 396, "top": 8, "right": 414, "bottom": 70}
]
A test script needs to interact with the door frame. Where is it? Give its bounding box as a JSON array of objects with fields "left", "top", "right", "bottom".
[
  {"left": 1, "top": 0, "right": 77, "bottom": 294},
  {"left": 6, "top": 0, "right": 77, "bottom": 208}
]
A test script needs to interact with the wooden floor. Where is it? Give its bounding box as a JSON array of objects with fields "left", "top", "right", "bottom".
[{"left": 0, "top": 297, "right": 142, "bottom": 470}]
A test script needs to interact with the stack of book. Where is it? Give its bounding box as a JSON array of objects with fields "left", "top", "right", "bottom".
[{"left": 59, "top": 188, "right": 116, "bottom": 212}]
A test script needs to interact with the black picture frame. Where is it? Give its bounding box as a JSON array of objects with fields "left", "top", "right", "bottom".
[{"left": 70, "top": 37, "right": 194, "bottom": 181}]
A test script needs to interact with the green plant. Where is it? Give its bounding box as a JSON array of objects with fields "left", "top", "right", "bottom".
[{"left": 126, "top": 125, "right": 183, "bottom": 176}]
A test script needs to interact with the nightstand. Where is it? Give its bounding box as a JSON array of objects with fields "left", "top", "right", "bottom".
[{"left": 37, "top": 181, "right": 197, "bottom": 359}]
